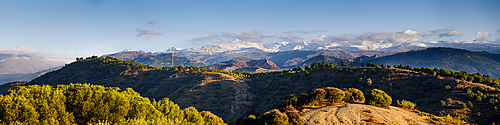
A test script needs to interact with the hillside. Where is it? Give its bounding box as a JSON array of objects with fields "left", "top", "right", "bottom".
[
  {"left": 367, "top": 47, "right": 500, "bottom": 78},
  {"left": 206, "top": 59, "right": 281, "bottom": 72},
  {"left": 23, "top": 56, "right": 252, "bottom": 124},
  {"left": 104, "top": 50, "right": 206, "bottom": 67},
  {"left": 245, "top": 62, "right": 500, "bottom": 124}
]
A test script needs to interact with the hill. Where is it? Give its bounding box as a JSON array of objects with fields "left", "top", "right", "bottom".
[
  {"left": 23, "top": 56, "right": 252, "bottom": 124},
  {"left": 104, "top": 50, "right": 206, "bottom": 67},
  {"left": 7, "top": 56, "right": 500, "bottom": 124},
  {"left": 245, "top": 62, "right": 499, "bottom": 124},
  {"left": 367, "top": 47, "right": 500, "bottom": 78},
  {"left": 206, "top": 59, "right": 281, "bottom": 72}
]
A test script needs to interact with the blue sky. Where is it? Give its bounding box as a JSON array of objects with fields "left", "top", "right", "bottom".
[{"left": 1, "top": 0, "right": 499, "bottom": 56}]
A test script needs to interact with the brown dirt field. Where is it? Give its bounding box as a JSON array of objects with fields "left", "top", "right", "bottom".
[{"left": 301, "top": 103, "right": 431, "bottom": 125}]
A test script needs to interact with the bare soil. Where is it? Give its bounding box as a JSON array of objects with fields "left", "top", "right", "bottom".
[{"left": 301, "top": 103, "right": 431, "bottom": 125}]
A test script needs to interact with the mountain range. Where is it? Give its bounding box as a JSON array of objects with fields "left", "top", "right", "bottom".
[{"left": 0, "top": 54, "right": 67, "bottom": 83}]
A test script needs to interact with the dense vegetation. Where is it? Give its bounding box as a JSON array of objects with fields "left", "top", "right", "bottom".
[{"left": 0, "top": 83, "right": 226, "bottom": 125}]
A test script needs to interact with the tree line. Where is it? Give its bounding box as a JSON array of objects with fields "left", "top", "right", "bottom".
[{"left": 0, "top": 83, "right": 226, "bottom": 125}]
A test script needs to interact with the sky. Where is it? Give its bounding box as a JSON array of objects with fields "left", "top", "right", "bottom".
[{"left": 1, "top": 0, "right": 499, "bottom": 57}]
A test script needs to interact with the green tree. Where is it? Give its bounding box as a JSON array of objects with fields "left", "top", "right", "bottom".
[
  {"left": 200, "top": 111, "right": 226, "bottom": 125},
  {"left": 259, "top": 109, "right": 289, "bottom": 125},
  {"left": 365, "top": 89, "right": 392, "bottom": 107},
  {"left": 366, "top": 78, "right": 372, "bottom": 86}
]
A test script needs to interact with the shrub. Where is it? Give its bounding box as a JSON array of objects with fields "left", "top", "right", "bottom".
[
  {"left": 324, "top": 87, "right": 345, "bottom": 103},
  {"left": 343, "top": 91, "right": 353, "bottom": 102},
  {"left": 200, "top": 111, "right": 226, "bottom": 125},
  {"left": 309, "top": 88, "right": 326, "bottom": 105},
  {"left": 397, "top": 99, "right": 417, "bottom": 110},
  {"left": 365, "top": 89, "right": 392, "bottom": 107},
  {"left": 348, "top": 88, "right": 365, "bottom": 102},
  {"left": 461, "top": 103, "right": 467, "bottom": 109},
  {"left": 240, "top": 115, "right": 258, "bottom": 125},
  {"left": 467, "top": 101, "right": 473, "bottom": 108},
  {"left": 288, "top": 94, "right": 299, "bottom": 107},
  {"left": 259, "top": 109, "right": 289, "bottom": 125},
  {"left": 285, "top": 111, "right": 304, "bottom": 125}
]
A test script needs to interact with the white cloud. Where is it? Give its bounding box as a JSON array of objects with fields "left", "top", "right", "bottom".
[
  {"left": 192, "top": 31, "right": 276, "bottom": 45},
  {"left": 388, "top": 30, "right": 424, "bottom": 43},
  {"left": 475, "top": 31, "right": 491, "bottom": 41},
  {"left": 135, "top": 28, "right": 163, "bottom": 37},
  {"left": 496, "top": 29, "right": 500, "bottom": 35},
  {"left": 147, "top": 20, "right": 159, "bottom": 24},
  {"left": 283, "top": 29, "right": 328, "bottom": 34},
  {"left": 438, "top": 31, "right": 463, "bottom": 37}
]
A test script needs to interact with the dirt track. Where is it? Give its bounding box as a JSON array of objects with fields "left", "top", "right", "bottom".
[{"left": 301, "top": 103, "right": 431, "bottom": 125}]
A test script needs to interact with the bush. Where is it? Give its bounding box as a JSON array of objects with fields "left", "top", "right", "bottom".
[
  {"left": 348, "top": 88, "right": 365, "bottom": 102},
  {"left": 324, "top": 87, "right": 345, "bottom": 103},
  {"left": 397, "top": 100, "right": 417, "bottom": 110},
  {"left": 365, "top": 89, "right": 392, "bottom": 107},
  {"left": 259, "top": 109, "right": 289, "bottom": 125},
  {"left": 240, "top": 115, "right": 258, "bottom": 125},
  {"left": 309, "top": 88, "right": 326, "bottom": 105},
  {"left": 467, "top": 101, "right": 473, "bottom": 108},
  {"left": 201, "top": 111, "right": 226, "bottom": 125},
  {"left": 285, "top": 111, "right": 304, "bottom": 125}
]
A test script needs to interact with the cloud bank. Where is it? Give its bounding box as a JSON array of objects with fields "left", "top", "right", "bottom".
[{"left": 191, "top": 27, "right": 487, "bottom": 47}]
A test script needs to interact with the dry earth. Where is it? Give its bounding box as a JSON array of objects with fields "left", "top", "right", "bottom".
[{"left": 301, "top": 103, "right": 431, "bottom": 125}]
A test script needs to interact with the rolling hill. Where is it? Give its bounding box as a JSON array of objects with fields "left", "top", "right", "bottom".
[
  {"left": 3, "top": 56, "right": 500, "bottom": 124},
  {"left": 23, "top": 56, "right": 251, "bottom": 124}
]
